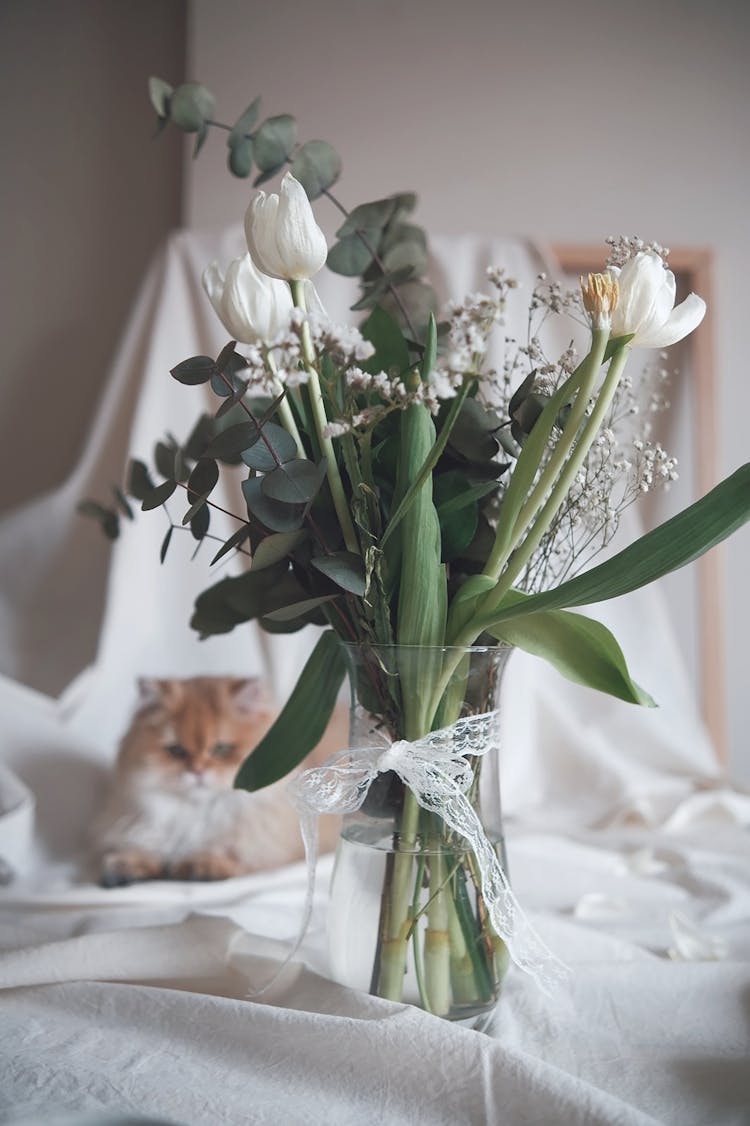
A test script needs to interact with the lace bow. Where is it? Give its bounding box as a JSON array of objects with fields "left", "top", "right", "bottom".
[{"left": 282, "top": 710, "right": 567, "bottom": 996}]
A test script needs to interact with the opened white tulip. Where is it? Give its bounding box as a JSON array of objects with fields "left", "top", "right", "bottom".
[
  {"left": 202, "top": 253, "right": 293, "bottom": 344},
  {"left": 245, "top": 172, "right": 328, "bottom": 281},
  {"left": 608, "top": 251, "right": 706, "bottom": 348}
]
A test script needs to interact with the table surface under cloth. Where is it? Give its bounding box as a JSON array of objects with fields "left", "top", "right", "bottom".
[{"left": 0, "top": 230, "right": 748, "bottom": 1126}]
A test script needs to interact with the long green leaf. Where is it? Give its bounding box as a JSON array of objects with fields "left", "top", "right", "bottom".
[
  {"left": 486, "top": 591, "right": 655, "bottom": 706},
  {"left": 234, "top": 631, "right": 346, "bottom": 791},
  {"left": 478, "top": 464, "right": 750, "bottom": 628}
]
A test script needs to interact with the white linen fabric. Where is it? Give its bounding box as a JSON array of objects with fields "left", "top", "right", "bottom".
[{"left": 0, "top": 231, "right": 748, "bottom": 1126}]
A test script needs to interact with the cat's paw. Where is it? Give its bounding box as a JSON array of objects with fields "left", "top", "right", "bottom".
[
  {"left": 100, "top": 849, "right": 165, "bottom": 887},
  {"left": 171, "top": 852, "right": 243, "bottom": 881}
]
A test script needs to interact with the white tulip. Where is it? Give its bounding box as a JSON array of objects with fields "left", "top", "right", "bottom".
[
  {"left": 245, "top": 172, "right": 328, "bottom": 281},
  {"left": 608, "top": 251, "right": 706, "bottom": 348},
  {"left": 202, "top": 253, "right": 293, "bottom": 344}
]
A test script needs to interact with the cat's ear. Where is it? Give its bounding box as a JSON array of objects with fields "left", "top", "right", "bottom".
[
  {"left": 229, "top": 677, "right": 271, "bottom": 714},
  {"left": 137, "top": 678, "right": 171, "bottom": 708}
]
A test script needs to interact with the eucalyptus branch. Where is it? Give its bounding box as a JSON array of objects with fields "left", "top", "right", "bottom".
[
  {"left": 264, "top": 352, "right": 306, "bottom": 459},
  {"left": 200, "top": 116, "right": 422, "bottom": 348},
  {"left": 321, "top": 188, "right": 420, "bottom": 345}
]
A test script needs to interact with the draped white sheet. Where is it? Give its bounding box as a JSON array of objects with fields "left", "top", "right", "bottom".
[{"left": 0, "top": 231, "right": 748, "bottom": 1126}]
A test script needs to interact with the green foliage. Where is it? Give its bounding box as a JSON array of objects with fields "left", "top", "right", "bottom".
[
  {"left": 234, "top": 631, "right": 346, "bottom": 792},
  {"left": 361, "top": 306, "right": 410, "bottom": 374},
  {"left": 171, "top": 355, "right": 215, "bottom": 386},
  {"left": 240, "top": 422, "right": 297, "bottom": 471},
  {"left": 478, "top": 464, "right": 750, "bottom": 628},
  {"left": 311, "top": 551, "right": 367, "bottom": 595},
  {"left": 77, "top": 500, "right": 119, "bottom": 540},
  {"left": 241, "top": 478, "right": 306, "bottom": 533},
  {"left": 167, "top": 82, "right": 215, "bottom": 133},
  {"left": 262, "top": 459, "right": 327, "bottom": 503},
  {"left": 253, "top": 114, "right": 297, "bottom": 174},
  {"left": 291, "top": 140, "right": 342, "bottom": 200},
  {"left": 485, "top": 590, "right": 655, "bottom": 706},
  {"left": 141, "top": 479, "right": 176, "bottom": 511}
]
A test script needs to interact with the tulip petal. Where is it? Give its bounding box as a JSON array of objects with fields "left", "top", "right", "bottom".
[
  {"left": 202, "top": 262, "right": 225, "bottom": 309},
  {"left": 275, "top": 173, "right": 328, "bottom": 281},
  {"left": 245, "top": 192, "right": 287, "bottom": 280},
  {"left": 637, "top": 292, "right": 707, "bottom": 349},
  {"left": 611, "top": 253, "right": 670, "bottom": 340}
]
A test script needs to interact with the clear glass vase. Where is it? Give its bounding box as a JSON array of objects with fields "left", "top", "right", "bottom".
[{"left": 327, "top": 643, "right": 513, "bottom": 1025}]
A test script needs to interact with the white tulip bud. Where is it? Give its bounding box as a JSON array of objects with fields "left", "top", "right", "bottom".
[
  {"left": 202, "top": 253, "right": 293, "bottom": 344},
  {"left": 608, "top": 251, "right": 706, "bottom": 349},
  {"left": 244, "top": 172, "right": 328, "bottom": 281}
]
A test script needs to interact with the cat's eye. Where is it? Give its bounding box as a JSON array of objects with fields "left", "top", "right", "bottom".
[
  {"left": 166, "top": 743, "right": 189, "bottom": 760},
  {"left": 212, "top": 742, "right": 236, "bottom": 760}
]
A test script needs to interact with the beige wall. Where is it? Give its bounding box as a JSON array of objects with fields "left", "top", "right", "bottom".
[
  {"left": 186, "top": 0, "right": 750, "bottom": 778},
  {"left": 0, "top": 0, "right": 186, "bottom": 511}
]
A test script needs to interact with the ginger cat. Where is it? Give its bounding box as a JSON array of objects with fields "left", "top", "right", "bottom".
[{"left": 95, "top": 676, "right": 344, "bottom": 886}]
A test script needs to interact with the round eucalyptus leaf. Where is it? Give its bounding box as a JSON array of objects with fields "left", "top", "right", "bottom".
[
  {"left": 379, "top": 279, "right": 438, "bottom": 331},
  {"left": 336, "top": 198, "right": 397, "bottom": 238},
  {"left": 210, "top": 524, "right": 252, "bottom": 566},
  {"left": 291, "top": 140, "right": 342, "bottom": 200},
  {"left": 154, "top": 441, "right": 177, "bottom": 481},
  {"left": 311, "top": 552, "right": 367, "bottom": 596},
  {"left": 187, "top": 458, "right": 219, "bottom": 503},
  {"left": 242, "top": 477, "right": 306, "bottom": 532},
  {"left": 253, "top": 162, "right": 288, "bottom": 187},
  {"left": 228, "top": 96, "right": 262, "bottom": 146},
  {"left": 148, "top": 76, "right": 173, "bottom": 118},
  {"left": 159, "top": 525, "right": 173, "bottom": 564},
  {"left": 169, "top": 82, "right": 215, "bottom": 133},
  {"left": 184, "top": 415, "right": 216, "bottom": 461},
  {"left": 327, "top": 233, "right": 376, "bottom": 277},
  {"left": 261, "top": 459, "right": 326, "bottom": 503},
  {"left": 127, "top": 459, "right": 154, "bottom": 502},
  {"left": 380, "top": 221, "right": 427, "bottom": 256},
  {"left": 141, "top": 479, "right": 177, "bottom": 512},
  {"left": 193, "top": 124, "right": 209, "bottom": 158},
  {"left": 228, "top": 137, "right": 254, "bottom": 178},
  {"left": 190, "top": 503, "right": 210, "bottom": 541},
  {"left": 254, "top": 114, "right": 297, "bottom": 172},
  {"left": 263, "top": 595, "right": 337, "bottom": 623},
  {"left": 203, "top": 420, "right": 260, "bottom": 460},
  {"left": 171, "top": 355, "right": 215, "bottom": 385},
  {"left": 382, "top": 238, "right": 428, "bottom": 276},
  {"left": 252, "top": 529, "right": 307, "bottom": 571},
  {"left": 241, "top": 422, "right": 297, "bottom": 471}
]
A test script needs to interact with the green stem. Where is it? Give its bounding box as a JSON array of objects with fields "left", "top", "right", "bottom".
[
  {"left": 409, "top": 853, "right": 431, "bottom": 1012},
  {"left": 482, "top": 343, "right": 631, "bottom": 613},
  {"left": 508, "top": 328, "right": 609, "bottom": 556},
  {"left": 483, "top": 328, "right": 609, "bottom": 580},
  {"left": 375, "top": 788, "right": 421, "bottom": 1000},
  {"left": 427, "top": 342, "right": 631, "bottom": 719},
  {"left": 265, "top": 352, "right": 306, "bottom": 459},
  {"left": 289, "top": 280, "right": 359, "bottom": 554},
  {"left": 424, "top": 831, "right": 451, "bottom": 1016}
]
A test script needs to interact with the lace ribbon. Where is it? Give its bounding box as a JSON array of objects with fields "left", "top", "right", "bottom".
[{"left": 280, "top": 710, "right": 568, "bottom": 996}]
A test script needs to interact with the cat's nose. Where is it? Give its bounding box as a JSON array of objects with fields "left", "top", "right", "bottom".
[{"left": 190, "top": 766, "right": 206, "bottom": 776}]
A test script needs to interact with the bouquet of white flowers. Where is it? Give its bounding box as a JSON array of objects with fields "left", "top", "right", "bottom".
[{"left": 83, "top": 79, "right": 749, "bottom": 1020}]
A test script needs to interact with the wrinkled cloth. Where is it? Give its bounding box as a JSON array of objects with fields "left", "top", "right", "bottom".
[{"left": 0, "top": 231, "right": 748, "bottom": 1126}]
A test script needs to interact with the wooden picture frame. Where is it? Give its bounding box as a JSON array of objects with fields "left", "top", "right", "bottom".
[{"left": 552, "top": 245, "right": 724, "bottom": 762}]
